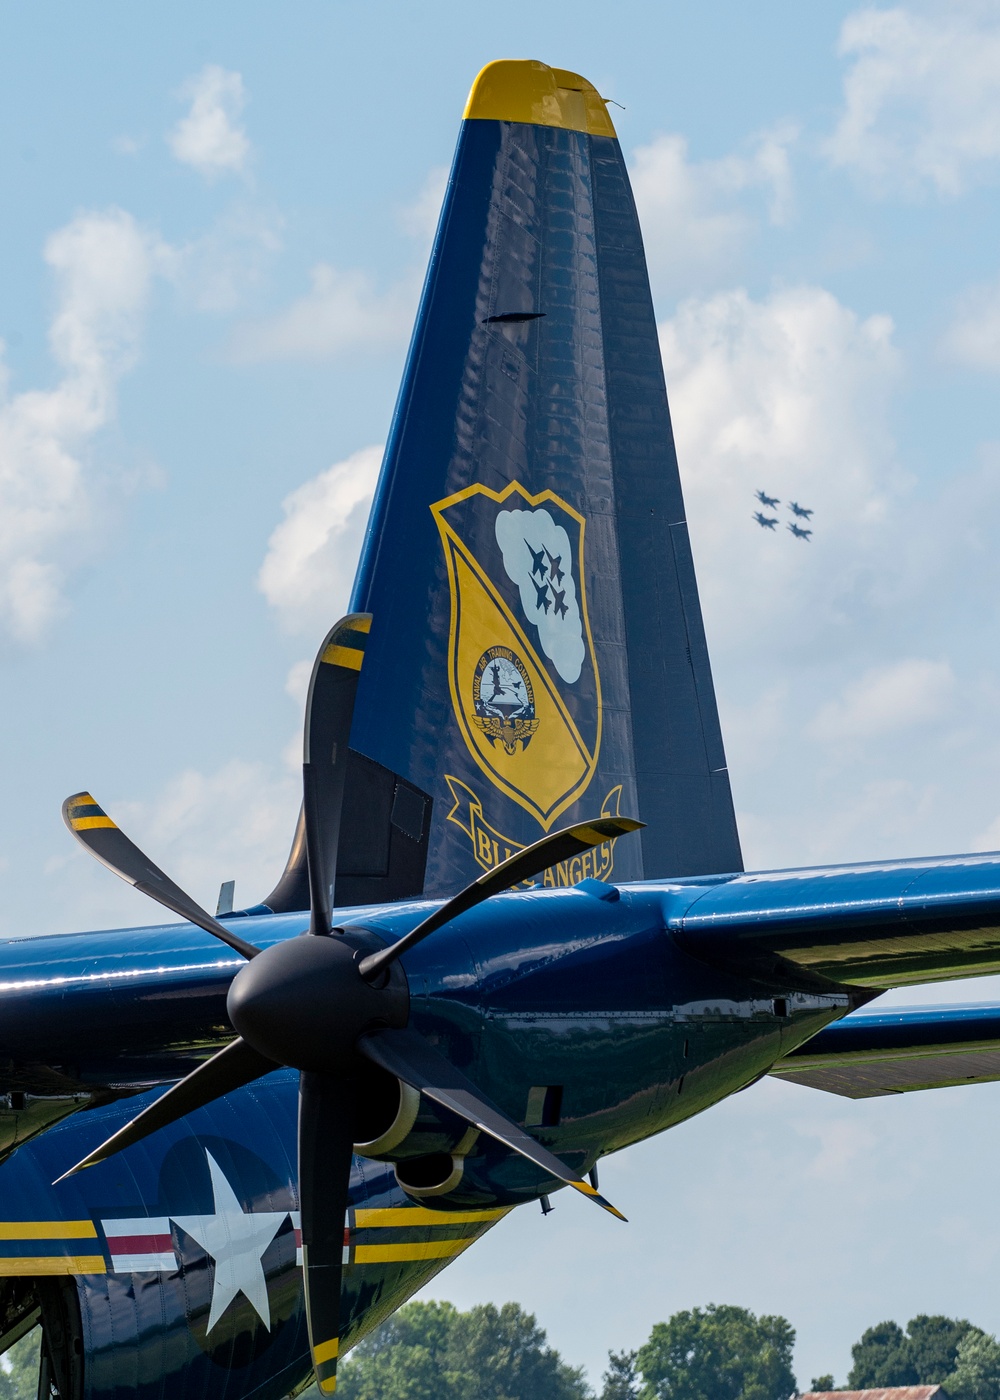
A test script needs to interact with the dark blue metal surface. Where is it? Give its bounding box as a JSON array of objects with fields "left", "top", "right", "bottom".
[
  {"left": 349, "top": 115, "right": 740, "bottom": 893},
  {"left": 785, "top": 1001, "right": 1000, "bottom": 1057}
]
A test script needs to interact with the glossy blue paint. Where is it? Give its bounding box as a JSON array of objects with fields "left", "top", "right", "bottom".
[{"left": 787, "top": 1001, "right": 1000, "bottom": 1056}]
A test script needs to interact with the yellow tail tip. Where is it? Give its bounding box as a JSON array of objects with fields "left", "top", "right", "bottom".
[{"left": 463, "top": 60, "right": 617, "bottom": 138}]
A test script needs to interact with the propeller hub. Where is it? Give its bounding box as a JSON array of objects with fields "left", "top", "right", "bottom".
[{"left": 227, "top": 929, "right": 408, "bottom": 1074}]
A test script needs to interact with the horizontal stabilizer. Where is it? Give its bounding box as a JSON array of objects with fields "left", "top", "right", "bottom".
[{"left": 770, "top": 1002, "right": 1000, "bottom": 1098}]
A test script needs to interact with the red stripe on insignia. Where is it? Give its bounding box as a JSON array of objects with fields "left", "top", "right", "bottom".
[{"left": 108, "top": 1234, "right": 172, "bottom": 1255}]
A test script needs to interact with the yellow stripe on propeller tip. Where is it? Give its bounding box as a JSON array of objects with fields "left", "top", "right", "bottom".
[
  {"left": 321, "top": 643, "right": 364, "bottom": 671},
  {"left": 313, "top": 1338, "right": 339, "bottom": 1364},
  {"left": 571, "top": 1180, "right": 628, "bottom": 1222},
  {"left": 64, "top": 793, "right": 116, "bottom": 831}
]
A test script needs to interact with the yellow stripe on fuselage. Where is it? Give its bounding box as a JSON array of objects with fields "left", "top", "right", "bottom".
[
  {"left": 0, "top": 1221, "right": 97, "bottom": 1239},
  {"left": 353, "top": 1206, "right": 507, "bottom": 1229},
  {"left": 354, "top": 1238, "right": 476, "bottom": 1265},
  {"left": 0, "top": 1257, "right": 105, "bottom": 1276}
]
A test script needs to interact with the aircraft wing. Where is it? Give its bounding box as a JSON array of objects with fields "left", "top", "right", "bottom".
[
  {"left": 670, "top": 851, "right": 1000, "bottom": 989},
  {"left": 769, "top": 1002, "right": 1000, "bottom": 1098}
]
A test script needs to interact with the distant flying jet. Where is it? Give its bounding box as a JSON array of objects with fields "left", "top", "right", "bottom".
[
  {"left": 788, "top": 522, "right": 812, "bottom": 540},
  {"left": 788, "top": 501, "right": 813, "bottom": 519},
  {"left": 756, "top": 490, "right": 779, "bottom": 508},
  {"left": 533, "top": 579, "right": 552, "bottom": 613},
  {"left": 753, "top": 512, "right": 778, "bottom": 530}
]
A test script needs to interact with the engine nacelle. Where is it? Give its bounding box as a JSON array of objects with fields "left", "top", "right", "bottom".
[{"left": 352, "top": 1063, "right": 478, "bottom": 1164}]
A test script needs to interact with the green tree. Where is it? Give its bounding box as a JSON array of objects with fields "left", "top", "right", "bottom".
[
  {"left": 848, "top": 1317, "right": 980, "bottom": 1389},
  {"left": 635, "top": 1304, "right": 796, "bottom": 1400},
  {"left": 809, "top": 1376, "right": 835, "bottom": 1391},
  {"left": 946, "top": 1331, "right": 1000, "bottom": 1400},
  {"left": 848, "top": 1321, "right": 917, "bottom": 1388},
  {"left": 601, "top": 1350, "right": 640, "bottom": 1400},
  {"left": 335, "top": 1301, "right": 458, "bottom": 1400},
  {"left": 329, "top": 1299, "right": 590, "bottom": 1400},
  {"left": 0, "top": 1328, "right": 41, "bottom": 1400},
  {"left": 908, "top": 1316, "right": 980, "bottom": 1385}
]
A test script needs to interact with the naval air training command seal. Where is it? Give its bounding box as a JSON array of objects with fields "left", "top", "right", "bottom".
[{"left": 472, "top": 646, "right": 539, "bottom": 756}]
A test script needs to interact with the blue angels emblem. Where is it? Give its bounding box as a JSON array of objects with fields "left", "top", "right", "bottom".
[{"left": 431, "top": 481, "right": 602, "bottom": 831}]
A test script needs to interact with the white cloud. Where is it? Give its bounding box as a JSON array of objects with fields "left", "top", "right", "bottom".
[
  {"left": 828, "top": 4, "right": 1000, "bottom": 194},
  {"left": 112, "top": 134, "right": 144, "bottom": 156},
  {"left": 81, "top": 759, "right": 299, "bottom": 923},
  {"left": 398, "top": 165, "right": 449, "bottom": 250},
  {"left": 662, "top": 284, "right": 901, "bottom": 653},
  {"left": 168, "top": 65, "right": 250, "bottom": 179},
  {"left": 162, "top": 206, "right": 284, "bottom": 314},
  {"left": 229, "top": 264, "right": 414, "bottom": 362},
  {"left": 0, "top": 209, "right": 159, "bottom": 641},
  {"left": 630, "top": 126, "right": 795, "bottom": 293},
  {"left": 809, "top": 658, "right": 956, "bottom": 741},
  {"left": 228, "top": 163, "right": 447, "bottom": 362},
  {"left": 258, "top": 444, "right": 382, "bottom": 633},
  {"left": 944, "top": 275, "right": 1000, "bottom": 369}
]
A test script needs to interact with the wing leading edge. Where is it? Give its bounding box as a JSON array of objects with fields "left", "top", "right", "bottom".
[{"left": 670, "top": 850, "right": 1000, "bottom": 989}]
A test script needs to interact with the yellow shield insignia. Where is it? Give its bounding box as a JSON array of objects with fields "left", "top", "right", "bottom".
[{"left": 431, "top": 482, "right": 602, "bottom": 831}]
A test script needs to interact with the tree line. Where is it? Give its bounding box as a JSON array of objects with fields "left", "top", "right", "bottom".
[
  {"left": 3, "top": 1298, "right": 1000, "bottom": 1398},
  {"left": 311, "top": 1301, "right": 1000, "bottom": 1400}
]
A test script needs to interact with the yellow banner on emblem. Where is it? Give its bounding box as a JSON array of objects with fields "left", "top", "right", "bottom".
[{"left": 445, "top": 776, "right": 626, "bottom": 886}]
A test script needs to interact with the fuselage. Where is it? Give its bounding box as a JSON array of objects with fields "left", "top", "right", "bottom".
[{"left": 9, "top": 851, "right": 1000, "bottom": 1396}]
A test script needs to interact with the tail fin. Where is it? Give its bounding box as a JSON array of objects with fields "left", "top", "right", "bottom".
[{"left": 337, "top": 59, "right": 740, "bottom": 902}]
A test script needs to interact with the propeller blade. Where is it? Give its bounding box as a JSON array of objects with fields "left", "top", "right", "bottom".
[
  {"left": 299, "top": 1070, "right": 356, "bottom": 1395},
  {"left": 359, "top": 1026, "right": 626, "bottom": 1221},
  {"left": 358, "top": 815, "right": 644, "bottom": 981},
  {"left": 62, "top": 793, "right": 261, "bottom": 961},
  {"left": 54, "top": 1038, "right": 277, "bottom": 1182},
  {"left": 302, "top": 614, "right": 372, "bottom": 938}
]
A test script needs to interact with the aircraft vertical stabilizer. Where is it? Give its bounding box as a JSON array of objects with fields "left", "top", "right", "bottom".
[{"left": 337, "top": 59, "right": 741, "bottom": 900}]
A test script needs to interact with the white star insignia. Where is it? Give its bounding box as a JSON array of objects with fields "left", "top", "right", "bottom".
[{"left": 172, "top": 1151, "right": 289, "bottom": 1334}]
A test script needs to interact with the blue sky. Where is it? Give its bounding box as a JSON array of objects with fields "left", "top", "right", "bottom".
[{"left": 5, "top": 0, "right": 1000, "bottom": 1387}]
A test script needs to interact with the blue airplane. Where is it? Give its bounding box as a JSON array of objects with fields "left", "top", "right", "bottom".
[
  {"left": 3, "top": 58, "right": 1000, "bottom": 1400},
  {"left": 788, "top": 521, "right": 813, "bottom": 540},
  {"left": 789, "top": 500, "right": 813, "bottom": 519},
  {"left": 753, "top": 511, "right": 778, "bottom": 530},
  {"left": 756, "top": 489, "right": 780, "bottom": 508}
]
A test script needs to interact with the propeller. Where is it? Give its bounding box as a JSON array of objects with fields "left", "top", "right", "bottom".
[
  {"left": 57, "top": 611, "right": 642, "bottom": 1393},
  {"left": 62, "top": 793, "right": 260, "bottom": 961}
]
